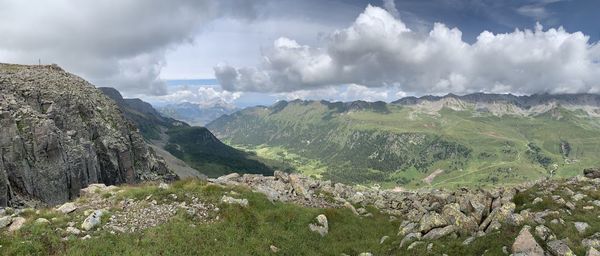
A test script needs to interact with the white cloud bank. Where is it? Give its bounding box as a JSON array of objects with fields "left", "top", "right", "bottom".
[
  {"left": 216, "top": 5, "right": 600, "bottom": 95},
  {"left": 143, "top": 86, "right": 242, "bottom": 108}
]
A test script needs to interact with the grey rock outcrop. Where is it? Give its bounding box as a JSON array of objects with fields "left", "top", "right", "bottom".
[
  {"left": 0, "top": 63, "right": 176, "bottom": 207},
  {"left": 584, "top": 168, "right": 600, "bottom": 179},
  {"left": 309, "top": 214, "right": 329, "bottom": 237}
]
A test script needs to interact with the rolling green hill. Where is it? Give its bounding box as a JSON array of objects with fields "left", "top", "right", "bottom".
[{"left": 207, "top": 94, "right": 600, "bottom": 188}]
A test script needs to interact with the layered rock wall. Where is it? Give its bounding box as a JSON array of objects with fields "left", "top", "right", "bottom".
[{"left": 0, "top": 64, "right": 175, "bottom": 206}]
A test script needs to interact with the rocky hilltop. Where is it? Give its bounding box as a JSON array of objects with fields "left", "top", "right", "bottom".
[{"left": 0, "top": 63, "right": 175, "bottom": 207}]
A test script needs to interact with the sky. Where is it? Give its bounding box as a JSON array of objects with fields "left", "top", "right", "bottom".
[{"left": 1, "top": 0, "right": 599, "bottom": 108}]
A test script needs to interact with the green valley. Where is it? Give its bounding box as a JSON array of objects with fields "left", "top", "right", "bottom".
[{"left": 208, "top": 95, "right": 600, "bottom": 188}]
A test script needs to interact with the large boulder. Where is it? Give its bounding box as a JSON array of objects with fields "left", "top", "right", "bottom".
[
  {"left": 419, "top": 212, "right": 448, "bottom": 233},
  {"left": 309, "top": 214, "right": 329, "bottom": 237},
  {"left": 81, "top": 210, "right": 104, "bottom": 231},
  {"left": 441, "top": 203, "right": 478, "bottom": 234},
  {"left": 7, "top": 217, "right": 26, "bottom": 232},
  {"left": 0, "top": 216, "right": 11, "bottom": 228},
  {"left": 512, "top": 226, "right": 544, "bottom": 256},
  {"left": 56, "top": 202, "right": 78, "bottom": 214},
  {"left": 480, "top": 202, "right": 515, "bottom": 231},
  {"left": 547, "top": 239, "right": 574, "bottom": 256}
]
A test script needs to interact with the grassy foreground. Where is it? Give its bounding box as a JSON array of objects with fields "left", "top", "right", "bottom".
[
  {"left": 2, "top": 178, "right": 599, "bottom": 255},
  {"left": 0, "top": 180, "right": 397, "bottom": 255}
]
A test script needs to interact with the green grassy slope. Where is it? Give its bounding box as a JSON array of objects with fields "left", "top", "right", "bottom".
[
  {"left": 208, "top": 100, "right": 600, "bottom": 188},
  {"left": 164, "top": 127, "right": 275, "bottom": 177},
  {"left": 99, "top": 87, "right": 277, "bottom": 178}
]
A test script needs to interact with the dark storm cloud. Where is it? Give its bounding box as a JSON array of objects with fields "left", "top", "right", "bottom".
[{"left": 0, "top": 0, "right": 260, "bottom": 96}]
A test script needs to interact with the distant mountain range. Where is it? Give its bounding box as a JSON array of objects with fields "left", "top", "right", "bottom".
[
  {"left": 208, "top": 93, "right": 600, "bottom": 188},
  {"left": 158, "top": 102, "right": 238, "bottom": 126}
]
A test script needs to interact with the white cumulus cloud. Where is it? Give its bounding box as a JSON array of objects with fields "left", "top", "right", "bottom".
[
  {"left": 215, "top": 5, "right": 600, "bottom": 95},
  {"left": 143, "top": 86, "right": 242, "bottom": 107}
]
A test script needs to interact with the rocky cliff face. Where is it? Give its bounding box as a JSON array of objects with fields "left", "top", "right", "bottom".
[
  {"left": 98, "top": 87, "right": 187, "bottom": 140},
  {"left": 0, "top": 63, "right": 176, "bottom": 207}
]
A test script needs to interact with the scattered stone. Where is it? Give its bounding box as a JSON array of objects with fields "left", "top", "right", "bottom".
[
  {"left": 0, "top": 216, "right": 11, "bottom": 229},
  {"left": 534, "top": 225, "right": 555, "bottom": 241},
  {"left": 507, "top": 213, "right": 525, "bottom": 226},
  {"left": 512, "top": 226, "right": 544, "bottom": 256},
  {"left": 582, "top": 234, "right": 600, "bottom": 249},
  {"left": 35, "top": 218, "right": 50, "bottom": 225},
  {"left": 427, "top": 243, "right": 433, "bottom": 252},
  {"left": 398, "top": 222, "right": 418, "bottom": 236},
  {"left": 575, "top": 222, "right": 590, "bottom": 234},
  {"left": 463, "top": 237, "right": 475, "bottom": 245},
  {"left": 221, "top": 196, "right": 249, "bottom": 207},
  {"left": 423, "top": 225, "right": 457, "bottom": 240},
  {"left": 584, "top": 206, "right": 594, "bottom": 210},
  {"left": 584, "top": 168, "right": 600, "bottom": 179},
  {"left": 573, "top": 193, "right": 586, "bottom": 201},
  {"left": 419, "top": 212, "right": 448, "bottom": 233},
  {"left": 407, "top": 241, "right": 424, "bottom": 250},
  {"left": 158, "top": 182, "right": 170, "bottom": 190},
  {"left": 400, "top": 232, "right": 421, "bottom": 248},
  {"left": 533, "top": 197, "right": 543, "bottom": 204},
  {"left": 588, "top": 247, "right": 600, "bottom": 256},
  {"left": 66, "top": 227, "right": 82, "bottom": 235},
  {"left": 547, "top": 239, "right": 574, "bottom": 256},
  {"left": 308, "top": 214, "right": 328, "bottom": 237},
  {"left": 563, "top": 188, "right": 575, "bottom": 196},
  {"left": 8, "top": 217, "right": 26, "bottom": 232},
  {"left": 485, "top": 220, "right": 502, "bottom": 233},
  {"left": 80, "top": 184, "right": 108, "bottom": 196},
  {"left": 81, "top": 210, "right": 104, "bottom": 231},
  {"left": 566, "top": 202, "right": 576, "bottom": 210},
  {"left": 379, "top": 236, "right": 389, "bottom": 244},
  {"left": 358, "top": 253, "right": 373, "bottom": 256},
  {"left": 56, "top": 202, "right": 78, "bottom": 214},
  {"left": 270, "top": 245, "right": 279, "bottom": 253},
  {"left": 442, "top": 203, "right": 478, "bottom": 233},
  {"left": 81, "top": 235, "right": 92, "bottom": 240}
]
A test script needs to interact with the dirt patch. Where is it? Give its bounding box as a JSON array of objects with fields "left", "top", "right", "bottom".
[{"left": 422, "top": 169, "right": 444, "bottom": 185}]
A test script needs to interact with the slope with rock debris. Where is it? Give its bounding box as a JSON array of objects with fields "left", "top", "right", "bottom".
[{"left": 1, "top": 168, "right": 598, "bottom": 255}]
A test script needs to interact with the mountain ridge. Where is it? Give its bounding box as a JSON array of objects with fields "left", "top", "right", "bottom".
[{"left": 207, "top": 92, "right": 600, "bottom": 188}]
